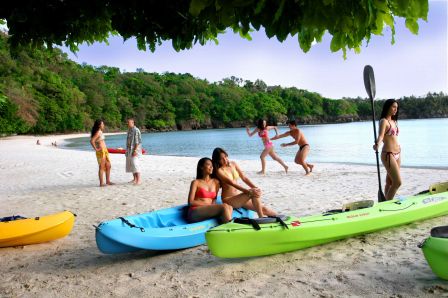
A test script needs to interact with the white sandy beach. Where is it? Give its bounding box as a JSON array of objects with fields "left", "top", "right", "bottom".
[{"left": 1, "top": 134, "right": 448, "bottom": 297}]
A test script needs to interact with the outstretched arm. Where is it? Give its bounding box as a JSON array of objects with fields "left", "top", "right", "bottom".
[
  {"left": 246, "top": 126, "right": 258, "bottom": 137},
  {"left": 271, "top": 131, "right": 290, "bottom": 141}
]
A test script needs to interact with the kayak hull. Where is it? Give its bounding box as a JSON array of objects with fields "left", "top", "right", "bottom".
[
  {"left": 95, "top": 204, "right": 254, "bottom": 254},
  {"left": 0, "top": 211, "right": 75, "bottom": 248},
  {"left": 206, "top": 191, "right": 448, "bottom": 258},
  {"left": 107, "top": 148, "right": 146, "bottom": 154},
  {"left": 421, "top": 226, "right": 448, "bottom": 280}
]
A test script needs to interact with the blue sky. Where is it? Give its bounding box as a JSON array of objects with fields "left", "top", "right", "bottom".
[{"left": 63, "top": 1, "right": 447, "bottom": 99}]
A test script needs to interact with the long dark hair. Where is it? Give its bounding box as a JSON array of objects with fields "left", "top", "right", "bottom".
[
  {"left": 257, "top": 119, "right": 266, "bottom": 130},
  {"left": 196, "top": 157, "right": 212, "bottom": 179},
  {"left": 91, "top": 119, "right": 103, "bottom": 137},
  {"left": 380, "top": 99, "right": 399, "bottom": 121},
  {"left": 212, "top": 147, "right": 229, "bottom": 172}
]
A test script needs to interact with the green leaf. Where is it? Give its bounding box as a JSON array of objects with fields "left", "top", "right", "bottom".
[
  {"left": 189, "top": 0, "right": 212, "bottom": 16},
  {"left": 405, "top": 18, "right": 419, "bottom": 34}
]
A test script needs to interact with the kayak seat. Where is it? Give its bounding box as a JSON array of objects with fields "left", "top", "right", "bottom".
[
  {"left": 430, "top": 226, "right": 448, "bottom": 238},
  {"left": 342, "top": 200, "right": 374, "bottom": 212},
  {"left": 234, "top": 215, "right": 289, "bottom": 230},
  {"left": 0, "top": 215, "right": 27, "bottom": 222},
  {"left": 429, "top": 182, "right": 448, "bottom": 195}
]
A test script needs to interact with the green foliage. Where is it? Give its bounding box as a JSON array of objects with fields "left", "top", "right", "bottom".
[
  {"left": 0, "top": 1, "right": 428, "bottom": 57},
  {"left": 0, "top": 33, "right": 446, "bottom": 136}
]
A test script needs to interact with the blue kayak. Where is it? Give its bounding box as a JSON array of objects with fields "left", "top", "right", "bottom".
[{"left": 95, "top": 203, "right": 254, "bottom": 254}]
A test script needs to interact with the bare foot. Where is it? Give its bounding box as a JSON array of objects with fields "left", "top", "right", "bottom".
[
  {"left": 305, "top": 172, "right": 312, "bottom": 176},
  {"left": 309, "top": 164, "right": 314, "bottom": 172},
  {"left": 284, "top": 166, "right": 289, "bottom": 174},
  {"left": 257, "top": 171, "right": 266, "bottom": 175},
  {"left": 128, "top": 180, "right": 136, "bottom": 184},
  {"left": 100, "top": 184, "right": 107, "bottom": 187},
  {"left": 106, "top": 182, "right": 115, "bottom": 186}
]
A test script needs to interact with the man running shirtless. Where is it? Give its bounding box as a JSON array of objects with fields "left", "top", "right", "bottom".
[{"left": 271, "top": 120, "right": 314, "bottom": 175}]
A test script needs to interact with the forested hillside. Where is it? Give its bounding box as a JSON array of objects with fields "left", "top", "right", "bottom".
[{"left": 1, "top": 32, "right": 447, "bottom": 135}]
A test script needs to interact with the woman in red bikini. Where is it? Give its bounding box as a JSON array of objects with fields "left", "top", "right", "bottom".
[
  {"left": 373, "top": 99, "right": 401, "bottom": 200},
  {"left": 186, "top": 157, "right": 233, "bottom": 223},
  {"left": 212, "top": 147, "right": 277, "bottom": 218},
  {"left": 246, "top": 119, "right": 288, "bottom": 175}
]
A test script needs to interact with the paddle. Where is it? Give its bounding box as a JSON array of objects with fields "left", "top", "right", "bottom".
[{"left": 363, "top": 65, "right": 386, "bottom": 202}]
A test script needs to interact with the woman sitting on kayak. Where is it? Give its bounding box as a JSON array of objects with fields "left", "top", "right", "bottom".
[
  {"left": 90, "top": 119, "right": 114, "bottom": 187},
  {"left": 212, "top": 147, "right": 276, "bottom": 218},
  {"left": 246, "top": 119, "right": 288, "bottom": 175},
  {"left": 187, "top": 157, "right": 233, "bottom": 223},
  {"left": 373, "top": 99, "right": 402, "bottom": 200}
]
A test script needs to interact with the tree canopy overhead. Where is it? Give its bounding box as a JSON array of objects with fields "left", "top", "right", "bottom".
[{"left": 1, "top": 0, "right": 428, "bottom": 57}]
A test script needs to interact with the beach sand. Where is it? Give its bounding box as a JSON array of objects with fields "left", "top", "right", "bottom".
[{"left": 1, "top": 134, "right": 447, "bottom": 297}]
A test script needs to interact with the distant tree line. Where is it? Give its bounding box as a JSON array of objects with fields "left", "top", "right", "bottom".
[{"left": 1, "top": 33, "right": 447, "bottom": 135}]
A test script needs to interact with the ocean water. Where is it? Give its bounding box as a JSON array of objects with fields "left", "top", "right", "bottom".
[{"left": 65, "top": 118, "right": 448, "bottom": 168}]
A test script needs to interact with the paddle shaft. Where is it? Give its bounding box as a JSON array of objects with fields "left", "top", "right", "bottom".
[
  {"left": 370, "top": 98, "right": 386, "bottom": 202},
  {"left": 364, "top": 65, "right": 386, "bottom": 202}
]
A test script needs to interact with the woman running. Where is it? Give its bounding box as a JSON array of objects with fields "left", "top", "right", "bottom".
[
  {"left": 90, "top": 119, "right": 114, "bottom": 187},
  {"left": 246, "top": 119, "right": 288, "bottom": 175},
  {"left": 373, "top": 99, "right": 402, "bottom": 200},
  {"left": 186, "top": 157, "right": 233, "bottom": 223},
  {"left": 212, "top": 147, "right": 276, "bottom": 218}
]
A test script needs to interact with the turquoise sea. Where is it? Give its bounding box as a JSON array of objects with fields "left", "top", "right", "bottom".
[{"left": 65, "top": 118, "right": 448, "bottom": 168}]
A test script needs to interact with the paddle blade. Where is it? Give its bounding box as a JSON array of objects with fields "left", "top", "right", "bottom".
[{"left": 363, "top": 65, "right": 376, "bottom": 99}]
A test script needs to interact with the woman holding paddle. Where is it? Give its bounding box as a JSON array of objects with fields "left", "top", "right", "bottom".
[{"left": 373, "top": 99, "right": 401, "bottom": 200}]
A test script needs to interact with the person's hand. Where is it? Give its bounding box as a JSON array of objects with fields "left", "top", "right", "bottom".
[
  {"left": 373, "top": 144, "right": 378, "bottom": 151},
  {"left": 132, "top": 150, "right": 137, "bottom": 157},
  {"left": 95, "top": 147, "right": 101, "bottom": 152}
]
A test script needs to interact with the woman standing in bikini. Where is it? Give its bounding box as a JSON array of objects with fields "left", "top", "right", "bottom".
[
  {"left": 373, "top": 99, "right": 401, "bottom": 200},
  {"left": 246, "top": 119, "right": 288, "bottom": 175},
  {"left": 212, "top": 147, "right": 277, "bottom": 218},
  {"left": 186, "top": 157, "right": 233, "bottom": 223},
  {"left": 90, "top": 119, "right": 114, "bottom": 187}
]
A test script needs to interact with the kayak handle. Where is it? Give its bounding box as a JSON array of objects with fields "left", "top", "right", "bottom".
[{"left": 417, "top": 238, "right": 427, "bottom": 248}]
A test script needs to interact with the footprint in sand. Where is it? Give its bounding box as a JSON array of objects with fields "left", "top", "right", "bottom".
[{"left": 58, "top": 171, "right": 74, "bottom": 178}]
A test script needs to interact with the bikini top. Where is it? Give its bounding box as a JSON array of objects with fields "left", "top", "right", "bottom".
[
  {"left": 385, "top": 120, "right": 399, "bottom": 136},
  {"left": 258, "top": 129, "right": 268, "bottom": 138},
  {"left": 224, "top": 166, "right": 240, "bottom": 181},
  {"left": 195, "top": 187, "right": 217, "bottom": 200},
  {"left": 95, "top": 131, "right": 105, "bottom": 145}
]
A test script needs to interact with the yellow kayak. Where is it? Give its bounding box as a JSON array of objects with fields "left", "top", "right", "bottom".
[{"left": 0, "top": 211, "right": 75, "bottom": 248}]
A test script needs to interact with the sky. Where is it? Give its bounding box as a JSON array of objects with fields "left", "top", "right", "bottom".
[{"left": 61, "top": 1, "right": 447, "bottom": 99}]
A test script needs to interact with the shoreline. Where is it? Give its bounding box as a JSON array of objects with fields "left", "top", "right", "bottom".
[{"left": 1, "top": 134, "right": 448, "bottom": 297}]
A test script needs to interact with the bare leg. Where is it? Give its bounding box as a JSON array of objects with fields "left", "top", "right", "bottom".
[
  {"left": 223, "top": 193, "right": 264, "bottom": 218},
  {"left": 268, "top": 149, "right": 288, "bottom": 173},
  {"left": 105, "top": 160, "right": 114, "bottom": 185},
  {"left": 189, "top": 204, "right": 233, "bottom": 223},
  {"left": 259, "top": 148, "right": 269, "bottom": 174},
  {"left": 243, "top": 201, "right": 277, "bottom": 217},
  {"left": 381, "top": 154, "right": 402, "bottom": 200},
  {"left": 98, "top": 159, "right": 106, "bottom": 187},
  {"left": 295, "top": 147, "right": 312, "bottom": 175},
  {"left": 135, "top": 172, "right": 141, "bottom": 185}
]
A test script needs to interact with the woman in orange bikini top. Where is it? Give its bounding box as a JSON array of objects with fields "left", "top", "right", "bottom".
[
  {"left": 373, "top": 99, "right": 402, "bottom": 201},
  {"left": 186, "top": 157, "right": 233, "bottom": 223}
]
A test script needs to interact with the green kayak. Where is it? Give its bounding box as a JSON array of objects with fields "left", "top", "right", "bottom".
[
  {"left": 206, "top": 182, "right": 448, "bottom": 258},
  {"left": 420, "top": 225, "right": 448, "bottom": 280}
]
